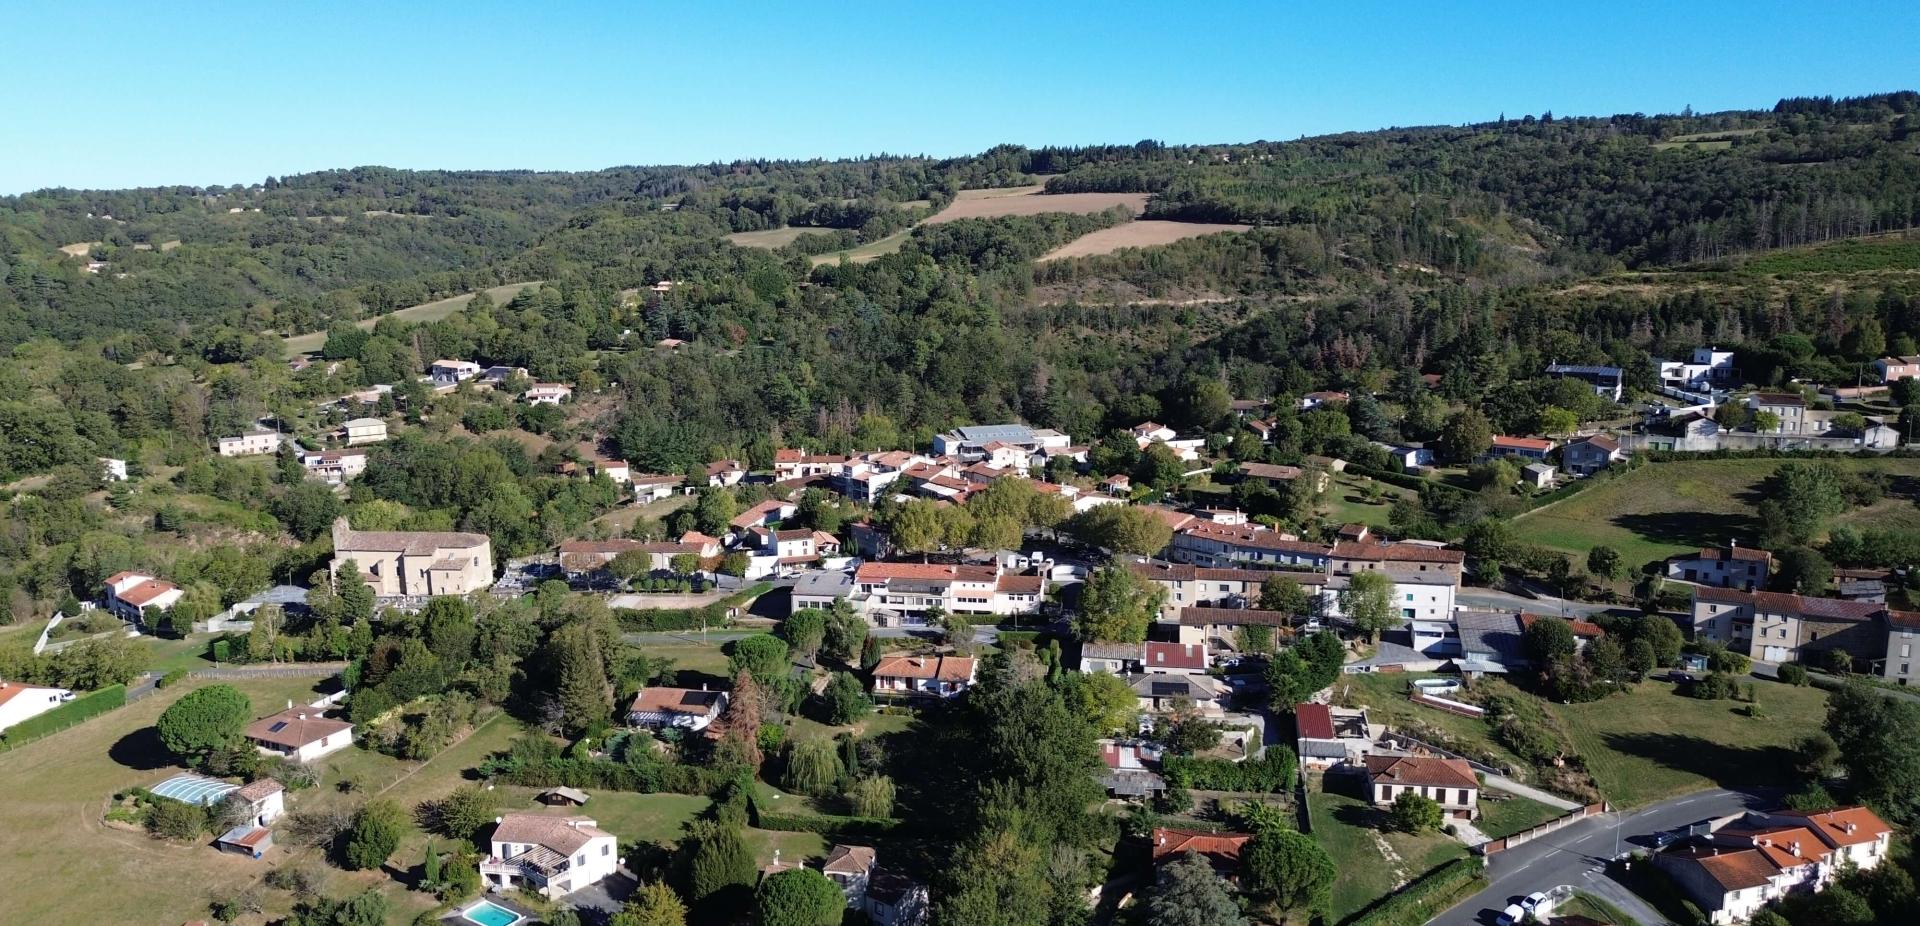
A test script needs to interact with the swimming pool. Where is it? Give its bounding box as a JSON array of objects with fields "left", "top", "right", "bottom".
[{"left": 461, "top": 899, "right": 524, "bottom": 926}]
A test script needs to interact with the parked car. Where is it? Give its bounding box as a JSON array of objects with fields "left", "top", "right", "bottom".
[
  {"left": 1520, "top": 892, "right": 1549, "bottom": 915},
  {"left": 1496, "top": 903, "right": 1526, "bottom": 926},
  {"left": 1648, "top": 829, "right": 1682, "bottom": 848}
]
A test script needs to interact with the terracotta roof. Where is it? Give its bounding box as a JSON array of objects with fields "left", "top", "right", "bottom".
[
  {"left": 1364, "top": 754, "right": 1478, "bottom": 790},
  {"left": 855, "top": 562, "right": 998, "bottom": 583},
  {"left": 1331, "top": 541, "right": 1464, "bottom": 565},
  {"left": 1179, "top": 607, "right": 1295, "bottom": 627},
  {"left": 822, "top": 844, "right": 877, "bottom": 875},
  {"left": 1691, "top": 586, "right": 1884, "bottom": 623},
  {"left": 1180, "top": 521, "right": 1329, "bottom": 556},
  {"left": 1773, "top": 806, "right": 1892, "bottom": 849},
  {"left": 1752, "top": 392, "right": 1806, "bottom": 407},
  {"left": 872, "top": 655, "right": 975, "bottom": 682},
  {"left": 233, "top": 779, "right": 285, "bottom": 803},
  {"left": 245, "top": 707, "right": 352, "bottom": 750},
  {"left": 628, "top": 687, "right": 725, "bottom": 716},
  {"left": 996, "top": 574, "right": 1044, "bottom": 594},
  {"left": 336, "top": 526, "right": 488, "bottom": 554},
  {"left": 1662, "top": 844, "right": 1784, "bottom": 891},
  {"left": 1144, "top": 642, "right": 1208, "bottom": 670},
  {"left": 1520, "top": 613, "right": 1604, "bottom": 638},
  {"left": 1490, "top": 435, "right": 1555, "bottom": 453},
  {"left": 491, "top": 813, "right": 612, "bottom": 856},
  {"left": 1295, "top": 702, "right": 1336, "bottom": 740},
  {"left": 117, "top": 578, "right": 180, "bottom": 608},
  {"left": 1151, "top": 827, "right": 1252, "bottom": 864}
]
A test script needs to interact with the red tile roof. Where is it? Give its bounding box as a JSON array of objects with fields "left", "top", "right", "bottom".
[
  {"left": 245, "top": 707, "right": 352, "bottom": 750},
  {"left": 1364, "top": 754, "right": 1478, "bottom": 790},
  {"left": 1144, "top": 642, "right": 1208, "bottom": 670},
  {"left": 872, "top": 655, "right": 975, "bottom": 682},
  {"left": 1295, "top": 702, "right": 1336, "bottom": 740},
  {"left": 1331, "top": 541, "right": 1464, "bottom": 565},
  {"left": 855, "top": 562, "right": 998, "bottom": 583},
  {"left": 1664, "top": 845, "right": 1787, "bottom": 891},
  {"left": 1491, "top": 435, "right": 1555, "bottom": 453},
  {"left": 1178, "top": 607, "right": 1296, "bottom": 628},
  {"left": 117, "top": 578, "right": 180, "bottom": 608},
  {"left": 1773, "top": 806, "right": 1893, "bottom": 849},
  {"left": 1151, "top": 827, "right": 1252, "bottom": 864}
]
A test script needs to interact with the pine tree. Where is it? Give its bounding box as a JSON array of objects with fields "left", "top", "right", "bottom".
[
  {"left": 689, "top": 825, "right": 754, "bottom": 901},
  {"left": 423, "top": 840, "right": 441, "bottom": 887},
  {"left": 710, "top": 670, "right": 764, "bottom": 769},
  {"left": 552, "top": 620, "right": 612, "bottom": 735}
]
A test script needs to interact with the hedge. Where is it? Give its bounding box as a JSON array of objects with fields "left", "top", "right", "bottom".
[
  {"left": 0, "top": 684, "right": 128, "bottom": 752},
  {"left": 1163, "top": 747, "right": 1296, "bottom": 792},
  {"left": 615, "top": 582, "right": 774, "bottom": 632},
  {"left": 746, "top": 794, "right": 898, "bottom": 835},
  {"left": 1345, "top": 857, "right": 1485, "bottom": 926}
]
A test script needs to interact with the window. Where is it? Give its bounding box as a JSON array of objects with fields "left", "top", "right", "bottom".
[
  {"left": 1405, "top": 594, "right": 1414, "bottom": 602},
  {"left": 602, "top": 844, "right": 611, "bottom": 856},
  {"left": 1903, "top": 644, "right": 1911, "bottom": 658}
]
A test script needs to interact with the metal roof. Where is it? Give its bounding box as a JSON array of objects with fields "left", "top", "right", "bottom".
[
  {"left": 151, "top": 773, "right": 239, "bottom": 806},
  {"left": 952, "top": 424, "right": 1034, "bottom": 444}
]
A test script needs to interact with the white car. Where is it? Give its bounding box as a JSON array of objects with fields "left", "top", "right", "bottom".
[
  {"left": 1520, "top": 892, "right": 1549, "bottom": 915},
  {"left": 1496, "top": 903, "right": 1526, "bottom": 926}
]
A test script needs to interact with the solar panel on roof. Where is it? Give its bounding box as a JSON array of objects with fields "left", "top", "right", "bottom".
[
  {"left": 1151, "top": 682, "right": 1186, "bottom": 697},
  {"left": 268, "top": 721, "right": 288, "bottom": 733}
]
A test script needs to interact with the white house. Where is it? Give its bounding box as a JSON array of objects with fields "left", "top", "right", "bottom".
[
  {"left": 0, "top": 680, "right": 74, "bottom": 734},
  {"left": 851, "top": 562, "right": 1043, "bottom": 623},
  {"left": 482, "top": 813, "right": 620, "bottom": 899},
  {"left": 1667, "top": 544, "right": 1770, "bottom": 591},
  {"left": 341, "top": 417, "right": 388, "bottom": 445},
  {"left": 1872, "top": 355, "right": 1920, "bottom": 384},
  {"left": 871, "top": 655, "right": 976, "bottom": 698},
  {"left": 244, "top": 705, "right": 354, "bottom": 762},
  {"left": 429, "top": 359, "right": 482, "bottom": 384},
  {"left": 102, "top": 571, "right": 184, "bottom": 621},
  {"left": 302, "top": 448, "right": 370, "bottom": 485},
  {"left": 230, "top": 778, "right": 287, "bottom": 827},
  {"left": 1545, "top": 363, "right": 1625, "bottom": 401},
  {"left": 1658, "top": 347, "right": 1736, "bottom": 391},
  {"left": 628, "top": 474, "right": 683, "bottom": 502},
  {"left": 1364, "top": 754, "right": 1479, "bottom": 819},
  {"left": 1655, "top": 806, "right": 1891, "bottom": 926},
  {"left": 217, "top": 431, "right": 283, "bottom": 457},
  {"left": 523, "top": 383, "right": 573, "bottom": 405},
  {"left": 626, "top": 686, "right": 728, "bottom": 731},
  {"left": 1375, "top": 443, "right": 1433, "bottom": 470},
  {"left": 99, "top": 457, "right": 129, "bottom": 481}
]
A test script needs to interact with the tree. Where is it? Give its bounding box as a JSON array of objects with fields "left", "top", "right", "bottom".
[
  {"left": 1061, "top": 670, "right": 1139, "bottom": 735},
  {"left": 970, "top": 514, "right": 1023, "bottom": 552},
  {"left": 1242, "top": 828, "right": 1336, "bottom": 912},
  {"left": 1639, "top": 614, "right": 1685, "bottom": 666},
  {"left": 1774, "top": 546, "right": 1832, "bottom": 596},
  {"left": 1625, "top": 638, "right": 1656, "bottom": 681},
  {"left": 727, "top": 634, "right": 790, "bottom": 684},
  {"left": 343, "top": 800, "right": 405, "bottom": 870},
  {"left": 1537, "top": 405, "right": 1580, "bottom": 437},
  {"left": 783, "top": 738, "right": 840, "bottom": 797},
  {"left": 1462, "top": 518, "right": 1519, "bottom": 577},
  {"left": 821, "top": 601, "right": 867, "bottom": 663},
  {"left": 1795, "top": 731, "right": 1842, "bottom": 778},
  {"left": 611, "top": 882, "right": 688, "bottom": 926},
  {"left": 1391, "top": 790, "right": 1444, "bottom": 833},
  {"left": 429, "top": 784, "right": 498, "bottom": 840},
  {"left": 689, "top": 824, "right": 755, "bottom": 901},
  {"left": 1063, "top": 504, "right": 1173, "bottom": 556},
  {"left": 1338, "top": 569, "right": 1396, "bottom": 641},
  {"left": 1587, "top": 635, "right": 1626, "bottom": 685},
  {"left": 754, "top": 868, "right": 846, "bottom": 926},
  {"left": 692, "top": 488, "right": 738, "bottom": 536},
  {"left": 157, "top": 684, "right": 252, "bottom": 762},
  {"left": 891, "top": 500, "right": 946, "bottom": 555},
  {"left": 1267, "top": 652, "right": 1318, "bottom": 707},
  {"left": 710, "top": 671, "right": 765, "bottom": 770},
  {"left": 822, "top": 671, "right": 870, "bottom": 725},
  {"left": 550, "top": 620, "right": 612, "bottom": 735},
  {"left": 1145, "top": 851, "right": 1247, "bottom": 926},
  {"left": 668, "top": 553, "right": 702, "bottom": 577},
  {"left": 781, "top": 609, "right": 827, "bottom": 658},
  {"left": 1259, "top": 575, "right": 1315, "bottom": 617},
  {"left": 1826, "top": 682, "right": 1920, "bottom": 823},
  {"left": 337, "top": 563, "right": 375, "bottom": 623},
  {"left": 1437, "top": 408, "right": 1493, "bottom": 464},
  {"left": 849, "top": 775, "right": 896, "bottom": 818},
  {"left": 1524, "top": 615, "right": 1577, "bottom": 666},
  {"left": 273, "top": 482, "right": 345, "bottom": 541},
  {"left": 1764, "top": 462, "right": 1849, "bottom": 545},
  {"left": 1587, "top": 545, "right": 1623, "bottom": 581},
  {"left": 1074, "top": 563, "right": 1164, "bottom": 643},
  {"left": 420, "top": 596, "right": 475, "bottom": 668},
  {"left": 1133, "top": 443, "right": 1189, "bottom": 492}
]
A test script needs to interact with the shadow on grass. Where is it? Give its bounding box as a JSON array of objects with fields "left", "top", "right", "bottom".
[
  {"left": 1612, "top": 511, "right": 1762, "bottom": 551},
  {"left": 1596, "top": 730, "right": 1796, "bottom": 791},
  {"left": 108, "top": 725, "right": 173, "bottom": 771}
]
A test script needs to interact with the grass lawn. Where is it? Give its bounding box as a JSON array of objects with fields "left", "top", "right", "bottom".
[
  {"left": 1307, "top": 778, "right": 1468, "bottom": 922},
  {"left": 141, "top": 635, "right": 218, "bottom": 675},
  {"left": 1334, "top": 673, "right": 1526, "bottom": 771},
  {"left": 1552, "top": 678, "right": 1828, "bottom": 808},
  {"left": 0, "top": 676, "right": 348, "bottom": 926},
  {"left": 636, "top": 640, "right": 734, "bottom": 681},
  {"left": 786, "top": 709, "right": 913, "bottom": 744},
  {"left": 725, "top": 227, "right": 821, "bottom": 249},
  {"left": 1512, "top": 458, "right": 1920, "bottom": 572},
  {"left": 1475, "top": 793, "right": 1565, "bottom": 840},
  {"left": 282, "top": 282, "right": 541, "bottom": 354},
  {"left": 808, "top": 229, "right": 913, "bottom": 266},
  {"left": 1559, "top": 890, "right": 1643, "bottom": 926},
  {"left": 1320, "top": 474, "right": 1412, "bottom": 529},
  {"left": 570, "top": 791, "right": 710, "bottom": 848}
]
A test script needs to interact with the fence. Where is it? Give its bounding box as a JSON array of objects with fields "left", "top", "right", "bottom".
[{"left": 1477, "top": 801, "right": 1610, "bottom": 855}]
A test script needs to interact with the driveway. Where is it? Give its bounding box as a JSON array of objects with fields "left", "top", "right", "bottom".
[{"left": 1427, "top": 788, "right": 1772, "bottom": 926}]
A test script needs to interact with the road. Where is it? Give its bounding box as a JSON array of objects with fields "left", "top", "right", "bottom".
[{"left": 1428, "top": 788, "right": 1772, "bottom": 926}]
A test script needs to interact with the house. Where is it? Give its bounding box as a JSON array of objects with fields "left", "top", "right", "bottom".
[
  {"left": 1764, "top": 806, "right": 1894, "bottom": 871},
  {"left": 1376, "top": 443, "right": 1433, "bottom": 470},
  {"left": 931, "top": 424, "right": 1071, "bottom": 460},
  {"left": 1237, "top": 461, "right": 1329, "bottom": 492},
  {"left": 871, "top": 655, "right": 977, "bottom": 698},
  {"left": 1687, "top": 586, "right": 1888, "bottom": 666},
  {"left": 1127, "top": 672, "right": 1226, "bottom": 715},
  {"left": 1294, "top": 702, "right": 1370, "bottom": 770},
  {"left": 1654, "top": 806, "right": 1892, "bottom": 926},
  {"left": 230, "top": 778, "right": 287, "bottom": 827},
  {"left": 0, "top": 680, "right": 74, "bottom": 734},
  {"left": 822, "top": 844, "right": 878, "bottom": 906},
  {"left": 1098, "top": 740, "right": 1167, "bottom": 799},
  {"left": 523, "top": 383, "right": 572, "bottom": 405},
  {"left": 429, "top": 359, "right": 482, "bottom": 384},
  {"left": 1299, "top": 391, "right": 1349, "bottom": 410},
  {"left": 479, "top": 365, "right": 528, "bottom": 386},
  {"left": 540, "top": 787, "right": 591, "bottom": 807},
  {"left": 103, "top": 571, "right": 184, "bottom": 620},
  {"left": 1079, "top": 642, "right": 1146, "bottom": 675},
  {"left": 1658, "top": 348, "right": 1737, "bottom": 391},
  {"left": 851, "top": 562, "right": 1043, "bottom": 622},
  {"left": 773, "top": 448, "right": 849, "bottom": 481},
  {"left": 626, "top": 686, "right": 729, "bottom": 731},
  {"left": 1644, "top": 411, "right": 1722, "bottom": 452},
  {"left": 301, "top": 448, "right": 370, "bottom": 485},
  {"left": 628, "top": 473, "right": 683, "bottom": 502},
  {"left": 1485, "top": 435, "right": 1555, "bottom": 461},
  {"left": 707, "top": 459, "right": 747, "bottom": 487},
  {"left": 217, "top": 431, "right": 282, "bottom": 457},
  {"left": 1176, "top": 607, "right": 1296, "bottom": 649},
  {"left": 1747, "top": 392, "right": 1809, "bottom": 433},
  {"left": 865, "top": 869, "right": 931, "bottom": 926},
  {"left": 730, "top": 499, "right": 798, "bottom": 535},
  {"left": 1885, "top": 610, "right": 1920, "bottom": 686},
  {"left": 481, "top": 813, "right": 619, "bottom": 899},
  {"left": 1668, "top": 544, "right": 1771, "bottom": 591},
  {"left": 1144, "top": 641, "right": 1210, "bottom": 674},
  {"left": 1560, "top": 434, "right": 1624, "bottom": 476},
  {"left": 100, "top": 457, "right": 129, "bottom": 481},
  {"left": 789, "top": 569, "right": 855, "bottom": 614},
  {"left": 330, "top": 518, "right": 494, "bottom": 598},
  {"left": 1872, "top": 354, "right": 1920, "bottom": 384},
  {"left": 1521, "top": 462, "right": 1556, "bottom": 489},
  {"left": 245, "top": 705, "right": 354, "bottom": 762},
  {"left": 1546, "top": 363, "right": 1625, "bottom": 401},
  {"left": 1151, "top": 827, "right": 1253, "bottom": 873},
  {"left": 1363, "top": 754, "right": 1479, "bottom": 819},
  {"left": 341, "top": 417, "right": 388, "bottom": 445}
]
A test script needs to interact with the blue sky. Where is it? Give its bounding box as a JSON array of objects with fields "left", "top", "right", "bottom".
[{"left": 3, "top": 1, "right": 1917, "bottom": 193}]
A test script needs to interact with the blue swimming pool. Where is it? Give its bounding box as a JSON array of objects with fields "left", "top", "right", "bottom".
[{"left": 461, "top": 899, "right": 523, "bottom": 926}]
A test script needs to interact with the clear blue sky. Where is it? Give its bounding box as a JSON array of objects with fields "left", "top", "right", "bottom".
[{"left": 4, "top": 1, "right": 1917, "bottom": 193}]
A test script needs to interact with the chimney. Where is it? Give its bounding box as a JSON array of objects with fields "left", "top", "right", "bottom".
[
  {"left": 1844, "top": 822, "right": 1857, "bottom": 834},
  {"left": 286, "top": 699, "right": 293, "bottom": 710}
]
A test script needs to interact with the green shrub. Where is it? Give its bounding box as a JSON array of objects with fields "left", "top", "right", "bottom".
[
  {"left": 0, "top": 684, "right": 127, "bottom": 751},
  {"left": 1346, "top": 857, "right": 1485, "bottom": 926},
  {"left": 157, "top": 669, "right": 189, "bottom": 688},
  {"left": 1163, "top": 748, "right": 1296, "bottom": 792},
  {"left": 1777, "top": 663, "right": 1809, "bottom": 686}
]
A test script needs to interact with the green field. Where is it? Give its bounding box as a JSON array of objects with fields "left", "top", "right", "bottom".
[
  {"left": 1474, "top": 793, "right": 1564, "bottom": 840},
  {"left": 1321, "top": 474, "right": 1413, "bottom": 530},
  {"left": 808, "top": 228, "right": 912, "bottom": 266},
  {"left": 1512, "top": 458, "right": 1920, "bottom": 572},
  {"left": 1336, "top": 673, "right": 1527, "bottom": 771},
  {"left": 1554, "top": 678, "right": 1828, "bottom": 808},
  {"left": 725, "top": 227, "right": 822, "bottom": 249},
  {"left": 282, "top": 281, "right": 542, "bottom": 354},
  {"left": 1308, "top": 780, "right": 1469, "bottom": 922}
]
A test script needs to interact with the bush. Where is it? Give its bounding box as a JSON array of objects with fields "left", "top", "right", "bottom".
[
  {"left": 1346, "top": 858, "right": 1486, "bottom": 926},
  {"left": 1777, "top": 663, "right": 1809, "bottom": 686},
  {"left": 343, "top": 800, "right": 405, "bottom": 870},
  {"left": 1162, "top": 748, "right": 1296, "bottom": 792},
  {"left": 157, "top": 669, "right": 189, "bottom": 688},
  {"left": 1690, "top": 672, "right": 1736, "bottom": 700},
  {"left": 145, "top": 798, "right": 210, "bottom": 840}
]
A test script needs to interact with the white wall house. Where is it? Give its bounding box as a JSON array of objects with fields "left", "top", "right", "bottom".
[
  {"left": 1667, "top": 545, "right": 1770, "bottom": 590},
  {"left": 851, "top": 562, "right": 1043, "bottom": 623},
  {"left": 102, "top": 571, "right": 184, "bottom": 621},
  {"left": 482, "top": 813, "right": 620, "bottom": 899},
  {"left": 523, "top": 383, "right": 572, "bottom": 405},
  {"left": 244, "top": 706, "right": 355, "bottom": 762},
  {"left": 626, "top": 687, "right": 729, "bottom": 731},
  {"left": 217, "top": 431, "right": 283, "bottom": 457},
  {"left": 0, "top": 680, "right": 73, "bottom": 733},
  {"left": 342, "top": 417, "right": 388, "bottom": 445}
]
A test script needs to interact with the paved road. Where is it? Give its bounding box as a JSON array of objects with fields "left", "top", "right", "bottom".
[{"left": 1428, "top": 788, "right": 1771, "bottom": 926}]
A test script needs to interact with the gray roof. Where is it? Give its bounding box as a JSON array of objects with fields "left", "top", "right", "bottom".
[
  {"left": 1081, "top": 642, "right": 1141, "bottom": 660},
  {"left": 1454, "top": 610, "right": 1528, "bottom": 672},
  {"left": 1127, "top": 672, "right": 1224, "bottom": 700},
  {"left": 242, "top": 585, "right": 311, "bottom": 607},
  {"left": 791, "top": 570, "right": 854, "bottom": 599},
  {"left": 952, "top": 424, "right": 1035, "bottom": 444},
  {"left": 1546, "top": 363, "right": 1624, "bottom": 379}
]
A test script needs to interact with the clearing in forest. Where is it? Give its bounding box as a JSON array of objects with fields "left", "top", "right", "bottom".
[
  {"left": 923, "top": 187, "right": 1148, "bottom": 224},
  {"left": 281, "top": 281, "right": 543, "bottom": 354},
  {"left": 1039, "top": 220, "right": 1250, "bottom": 261}
]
